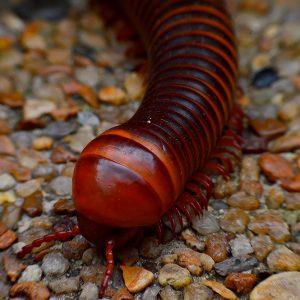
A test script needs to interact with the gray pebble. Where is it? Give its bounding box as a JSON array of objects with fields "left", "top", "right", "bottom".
[
  {"left": 79, "top": 283, "right": 98, "bottom": 300},
  {"left": 43, "top": 121, "right": 78, "bottom": 138},
  {"left": 18, "top": 264, "right": 42, "bottom": 282},
  {"left": 42, "top": 252, "right": 69, "bottom": 276},
  {"left": 49, "top": 176, "right": 72, "bottom": 196},
  {"left": 229, "top": 235, "right": 254, "bottom": 257},
  {"left": 78, "top": 110, "right": 100, "bottom": 128},
  {"left": 48, "top": 276, "right": 80, "bottom": 294},
  {"left": 192, "top": 211, "right": 220, "bottom": 235},
  {"left": 142, "top": 284, "right": 161, "bottom": 300},
  {"left": 10, "top": 131, "right": 33, "bottom": 148},
  {"left": 0, "top": 173, "right": 16, "bottom": 191}
]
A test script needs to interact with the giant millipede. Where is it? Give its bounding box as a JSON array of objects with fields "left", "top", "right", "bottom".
[{"left": 17, "top": 0, "right": 244, "bottom": 298}]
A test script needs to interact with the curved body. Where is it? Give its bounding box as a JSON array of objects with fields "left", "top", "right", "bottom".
[{"left": 73, "top": 0, "right": 238, "bottom": 247}]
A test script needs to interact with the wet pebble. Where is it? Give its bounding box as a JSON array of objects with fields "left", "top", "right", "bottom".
[
  {"left": 0, "top": 173, "right": 16, "bottom": 191},
  {"left": 15, "top": 179, "right": 41, "bottom": 197},
  {"left": 250, "top": 234, "right": 274, "bottom": 261},
  {"left": 0, "top": 135, "right": 16, "bottom": 156},
  {"left": 229, "top": 235, "right": 253, "bottom": 257},
  {"left": 192, "top": 211, "right": 220, "bottom": 235},
  {"left": 2, "top": 256, "right": 26, "bottom": 283},
  {"left": 79, "top": 283, "right": 98, "bottom": 300},
  {"left": 0, "top": 229, "right": 17, "bottom": 250},
  {"left": 32, "top": 136, "right": 53, "bottom": 151},
  {"left": 240, "top": 180, "right": 263, "bottom": 198},
  {"left": 220, "top": 208, "right": 250, "bottom": 233},
  {"left": 53, "top": 198, "right": 75, "bottom": 215},
  {"left": 41, "top": 252, "right": 69, "bottom": 276},
  {"left": 270, "top": 132, "right": 300, "bottom": 153},
  {"left": 183, "top": 283, "right": 213, "bottom": 300},
  {"left": 22, "top": 190, "right": 43, "bottom": 217},
  {"left": 98, "top": 86, "right": 127, "bottom": 105},
  {"left": 281, "top": 175, "right": 300, "bottom": 193},
  {"left": 43, "top": 121, "right": 78, "bottom": 138},
  {"left": 241, "top": 156, "right": 260, "bottom": 181},
  {"left": 249, "top": 118, "right": 286, "bottom": 139},
  {"left": 266, "top": 187, "right": 284, "bottom": 209},
  {"left": 77, "top": 110, "right": 100, "bottom": 128},
  {"left": 224, "top": 273, "right": 257, "bottom": 295},
  {"left": 9, "top": 281, "right": 50, "bottom": 300},
  {"left": 227, "top": 191, "right": 260, "bottom": 210},
  {"left": 201, "top": 279, "right": 237, "bottom": 300},
  {"left": 62, "top": 236, "right": 89, "bottom": 260},
  {"left": 18, "top": 264, "right": 42, "bottom": 282},
  {"left": 180, "top": 228, "right": 204, "bottom": 251},
  {"left": 48, "top": 276, "right": 80, "bottom": 294},
  {"left": 49, "top": 176, "right": 72, "bottom": 196},
  {"left": 205, "top": 233, "right": 229, "bottom": 263},
  {"left": 124, "top": 72, "right": 145, "bottom": 100}
]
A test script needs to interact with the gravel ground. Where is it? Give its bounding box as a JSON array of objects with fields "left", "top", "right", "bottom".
[{"left": 0, "top": 0, "right": 300, "bottom": 299}]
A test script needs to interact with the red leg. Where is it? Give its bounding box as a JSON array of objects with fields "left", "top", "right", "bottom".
[
  {"left": 17, "top": 225, "right": 80, "bottom": 259},
  {"left": 99, "top": 240, "right": 115, "bottom": 299},
  {"left": 172, "top": 207, "right": 184, "bottom": 230},
  {"left": 192, "top": 173, "right": 214, "bottom": 199},
  {"left": 205, "top": 161, "right": 229, "bottom": 180},
  {"left": 210, "top": 152, "right": 233, "bottom": 173},
  {"left": 166, "top": 211, "right": 177, "bottom": 236},
  {"left": 155, "top": 219, "right": 163, "bottom": 242}
]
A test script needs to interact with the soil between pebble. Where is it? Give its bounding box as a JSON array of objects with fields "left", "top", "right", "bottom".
[{"left": 0, "top": 0, "right": 300, "bottom": 299}]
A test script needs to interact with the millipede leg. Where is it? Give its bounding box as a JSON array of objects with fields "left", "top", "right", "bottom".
[
  {"left": 155, "top": 219, "right": 163, "bottom": 242},
  {"left": 172, "top": 207, "right": 184, "bottom": 230},
  {"left": 205, "top": 161, "right": 229, "bottom": 180},
  {"left": 166, "top": 211, "right": 177, "bottom": 235}
]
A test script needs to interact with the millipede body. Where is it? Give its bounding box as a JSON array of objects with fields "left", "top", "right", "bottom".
[{"left": 18, "top": 0, "right": 243, "bottom": 298}]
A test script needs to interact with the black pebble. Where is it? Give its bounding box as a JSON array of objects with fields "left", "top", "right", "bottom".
[
  {"left": 252, "top": 67, "right": 279, "bottom": 89},
  {"left": 13, "top": 0, "right": 69, "bottom": 21}
]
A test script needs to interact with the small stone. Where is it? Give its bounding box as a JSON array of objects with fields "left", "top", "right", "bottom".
[
  {"left": 79, "top": 283, "right": 99, "bottom": 300},
  {"left": 281, "top": 175, "right": 300, "bottom": 193},
  {"left": 22, "top": 190, "right": 43, "bottom": 217},
  {"left": 229, "top": 235, "right": 253, "bottom": 257},
  {"left": 227, "top": 191, "right": 260, "bottom": 210},
  {"left": 180, "top": 228, "right": 204, "bottom": 251},
  {"left": 205, "top": 233, "right": 229, "bottom": 263},
  {"left": 250, "top": 271, "right": 300, "bottom": 300},
  {"left": 242, "top": 137, "right": 268, "bottom": 154},
  {"left": 249, "top": 118, "right": 286, "bottom": 139},
  {"left": 139, "top": 236, "right": 162, "bottom": 259},
  {"left": 32, "top": 165, "right": 57, "bottom": 181},
  {"left": 78, "top": 110, "right": 100, "bottom": 128},
  {"left": 124, "top": 72, "right": 145, "bottom": 100},
  {"left": 18, "top": 265, "right": 42, "bottom": 282},
  {"left": 41, "top": 252, "right": 69, "bottom": 276},
  {"left": 49, "top": 176, "right": 72, "bottom": 196},
  {"left": 98, "top": 86, "right": 127, "bottom": 105},
  {"left": 112, "top": 288, "right": 134, "bottom": 300},
  {"left": 0, "top": 92, "right": 23, "bottom": 108},
  {"left": 0, "top": 173, "right": 16, "bottom": 191},
  {"left": 61, "top": 162, "right": 75, "bottom": 177},
  {"left": 259, "top": 153, "right": 294, "bottom": 182},
  {"left": 266, "top": 187, "right": 284, "bottom": 209},
  {"left": 225, "top": 273, "right": 257, "bottom": 295},
  {"left": 23, "top": 99, "right": 56, "bottom": 120},
  {"left": 287, "top": 243, "right": 300, "bottom": 256},
  {"left": 177, "top": 249, "right": 214, "bottom": 275},
  {"left": 80, "top": 265, "right": 106, "bottom": 283},
  {"left": 50, "top": 146, "right": 77, "bottom": 164},
  {"left": 48, "top": 276, "right": 80, "bottom": 294},
  {"left": 215, "top": 256, "right": 259, "bottom": 276},
  {"left": 240, "top": 180, "right": 263, "bottom": 197},
  {"left": 248, "top": 210, "right": 291, "bottom": 243},
  {"left": 252, "top": 67, "right": 279, "bottom": 89},
  {"left": 62, "top": 236, "right": 89, "bottom": 260},
  {"left": 241, "top": 156, "right": 260, "bottom": 181},
  {"left": 158, "top": 263, "right": 192, "bottom": 289},
  {"left": 117, "top": 247, "right": 139, "bottom": 266},
  {"left": 43, "top": 121, "right": 78, "bottom": 138},
  {"left": 192, "top": 211, "right": 220, "bottom": 235},
  {"left": 10, "top": 281, "right": 50, "bottom": 300},
  {"left": 0, "top": 191, "right": 16, "bottom": 204},
  {"left": 278, "top": 101, "right": 300, "bottom": 122},
  {"left": 0, "top": 229, "right": 17, "bottom": 249},
  {"left": 201, "top": 279, "right": 237, "bottom": 300},
  {"left": 270, "top": 132, "right": 300, "bottom": 153},
  {"left": 213, "top": 177, "right": 238, "bottom": 199},
  {"left": 0, "top": 135, "right": 16, "bottom": 155},
  {"left": 53, "top": 198, "right": 75, "bottom": 215},
  {"left": 284, "top": 193, "right": 300, "bottom": 209},
  {"left": 267, "top": 246, "right": 300, "bottom": 272},
  {"left": 32, "top": 136, "right": 53, "bottom": 151},
  {"left": 17, "top": 148, "right": 46, "bottom": 169},
  {"left": 220, "top": 208, "right": 250, "bottom": 233},
  {"left": 121, "top": 265, "right": 154, "bottom": 293},
  {"left": 184, "top": 282, "right": 213, "bottom": 300},
  {"left": 3, "top": 256, "right": 26, "bottom": 283},
  {"left": 16, "top": 179, "right": 41, "bottom": 197},
  {"left": 1, "top": 204, "right": 21, "bottom": 228},
  {"left": 250, "top": 235, "right": 274, "bottom": 261}
]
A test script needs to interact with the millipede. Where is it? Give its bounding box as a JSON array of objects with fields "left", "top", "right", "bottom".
[{"left": 17, "top": 0, "right": 245, "bottom": 298}]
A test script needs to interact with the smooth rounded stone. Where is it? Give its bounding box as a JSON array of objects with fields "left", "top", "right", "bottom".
[
  {"left": 0, "top": 191, "right": 16, "bottom": 205},
  {"left": 121, "top": 265, "right": 154, "bottom": 293},
  {"left": 77, "top": 110, "right": 100, "bottom": 128},
  {"left": 215, "top": 256, "right": 259, "bottom": 276},
  {"left": 227, "top": 191, "right": 260, "bottom": 210},
  {"left": 34, "top": 83, "right": 65, "bottom": 103},
  {"left": 124, "top": 72, "right": 145, "bottom": 100},
  {"left": 0, "top": 173, "right": 16, "bottom": 191},
  {"left": 201, "top": 279, "right": 237, "bottom": 300},
  {"left": 284, "top": 193, "right": 300, "bottom": 209},
  {"left": 278, "top": 101, "right": 299, "bottom": 122},
  {"left": 0, "top": 229, "right": 17, "bottom": 250},
  {"left": 2, "top": 255, "right": 26, "bottom": 283},
  {"left": 18, "top": 264, "right": 42, "bottom": 282},
  {"left": 32, "top": 164, "right": 57, "bottom": 181},
  {"left": 205, "top": 233, "right": 229, "bottom": 263},
  {"left": 213, "top": 177, "right": 238, "bottom": 199},
  {"left": 250, "top": 272, "right": 300, "bottom": 300},
  {"left": 23, "top": 99, "right": 56, "bottom": 120},
  {"left": 270, "top": 132, "right": 300, "bottom": 153},
  {"left": 98, "top": 86, "right": 127, "bottom": 105},
  {"left": 209, "top": 200, "right": 229, "bottom": 210},
  {"left": 281, "top": 175, "right": 300, "bottom": 193},
  {"left": 180, "top": 228, "right": 204, "bottom": 251},
  {"left": 10, "top": 281, "right": 50, "bottom": 300},
  {"left": 79, "top": 283, "right": 98, "bottom": 300},
  {"left": 0, "top": 49, "right": 23, "bottom": 71},
  {"left": 192, "top": 211, "right": 220, "bottom": 235},
  {"left": 15, "top": 179, "right": 41, "bottom": 197},
  {"left": 75, "top": 65, "right": 102, "bottom": 87},
  {"left": 220, "top": 208, "right": 249, "bottom": 234},
  {"left": 183, "top": 282, "right": 213, "bottom": 300},
  {"left": 158, "top": 263, "right": 192, "bottom": 289},
  {"left": 139, "top": 237, "right": 163, "bottom": 259},
  {"left": 252, "top": 67, "right": 279, "bottom": 89},
  {"left": 41, "top": 252, "right": 69, "bottom": 276},
  {"left": 160, "top": 285, "right": 181, "bottom": 300},
  {"left": 240, "top": 180, "right": 263, "bottom": 197},
  {"left": 48, "top": 276, "right": 80, "bottom": 294},
  {"left": 62, "top": 235, "right": 89, "bottom": 260},
  {"left": 259, "top": 153, "right": 294, "bottom": 182},
  {"left": 229, "top": 235, "right": 254, "bottom": 257},
  {"left": 248, "top": 210, "right": 291, "bottom": 243},
  {"left": 22, "top": 190, "right": 43, "bottom": 217},
  {"left": 267, "top": 246, "right": 300, "bottom": 272},
  {"left": 241, "top": 156, "right": 260, "bottom": 181},
  {"left": 53, "top": 198, "right": 76, "bottom": 216},
  {"left": 32, "top": 136, "right": 54, "bottom": 151},
  {"left": 80, "top": 265, "right": 106, "bottom": 283},
  {"left": 141, "top": 284, "right": 161, "bottom": 300},
  {"left": 50, "top": 146, "right": 77, "bottom": 164},
  {"left": 250, "top": 235, "right": 274, "bottom": 261},
  {"left": 1, "top": 203, "right": 21, "bottom": 228},
  {"left": 225, "top": 273, "right": 257, "bottom": 295},
  {"left": 10, "top": 131, "right": 33, "bottom": 148},
  {"left": 78, "top": 31, "right": 107, "bottom": 50},
  {"left": 49, "top": 176, "right": 72, "bottom": 196},
  {"left": 43, "top": 121, "right": 78, "bottom": 138},
  {"left": 82, "top": 248, "right": 98, "bottom": 265},
  {"left": 249, "top": 118, "right": 286, "bottom": 139},
  {"left": 266, "top": 187, "right": 284, "bottom": 209},
  {"left": 0, "top": 281, "right": 9, "bottom": 299},
  {"left": 0, "top": 135, "right": 16, "bottom": 155}
]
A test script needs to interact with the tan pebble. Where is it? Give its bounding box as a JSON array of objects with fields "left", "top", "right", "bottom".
[
  {"left": 0, "top": 191, "right": 16, "bottom": 204},
  {"left": 251, "top": 235, "right": 274, "bottom": 262},
  {"left": 278, "top": 101, "right": 299, "bottom": 122},
  {"left": 259, "top": 153, "right": 294, "bottom": 182},
  {"left": 47, "top": 48, "right": 71, "bottom": 65},
  {"left": 0, "top": 221, "right": 7, "bottom": 235},
  {"left": 183, "top": 282, "right": 213, "bottom": 300},
  {"left": 250, "top": 271, "right": 300, "bottom": 300},
  {"left": 22, "top": 190, "right": 43, "bottom": 217},
  {"left": 120, "top": 265, "right": 154, "bottom": 293},
  {"left": 266, "top": 187, "right": 284, "bottom": 209},
  {"left": 0, "top": 92, "right": 23, "bottom": 108},
  {"left": 241, "top": 156, "right": 260, "bottom": 181},
  {"left": 249, "top": 118, "right": 286, "bottom": 139},
  {"left": 3, "top": 255, "right": 26, "bottom": 283},
  {"left": 98, "top": 86, "right": 127, "bottom": 105},
  {"left": 111, "top": 288, "right": 134, "bottom": 300},
  {"left": 10, "top": 281, "right": 50, "bottom": 300},
  {"left": 251, "top": 54, "right": 270, "bottom": 71},
  {"left": 224, "top": 273, "right": 257, "bottom": 294},
  {"left": 15, "top": 179, "right": 42, "bottom": 198},
  {"left": 32, "top": 137, "right": 53, "bottom": 151},
  {"left": 50, "top": 146, "right": 77, "bottom": 164},
  {"left": 0, "top": 119, "right": 11, "bottom": 134},
  {"left": 161, "top": 254, "right": 178, "bottom": 264},
  {"left": 220, "top": 208, "right": 249, "bottom": 234},
  {"left": 180, "top": 228, "right": 203, "bottom": 251},
  {"left": 213, "top": 176, "right": 238, "bottom": 199},
  {"left": 80, "top": 265, "right": 106, "bottom": 283},
  {"left": 284, "top": 193, "right": 300, "bottom": 209},
  {"left": 201, "top": 279, "right": 237, "bottom": 300},
  {"left": 240, "top": 180, "right": 263, "bottom": 197},
  {"left": 270, "top": 132, "right": 300, "bottom": 153},
  {"left": 0, "top": 229, "right": 17, "bottom": 249},
  {"left": 205, "top": 233, "right": 229, "bottom": 262},
  {"left": 0, "top": 135, "right": 16, "bottom": 156},
  {"left": 281, "top": 175, "right": 300, "bottom": 193},
  {"left": 227, "top": 191, "right": 260, "bottom": 210},
  {"left": 124, "top": 72, "right": 145, "bottom": 100},
  {"left": 23, "top": 99, "right": 56, "bottom": 120}
]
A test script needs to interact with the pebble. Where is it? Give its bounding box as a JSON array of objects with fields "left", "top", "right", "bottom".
[
  {"left": 180, "top": 228, "right": 204, "bottom": 251},
  {"left": 250, "top": 235, "right": 274, "bottom": 261},
  {"left": 229, "top": 235, "right": 254, "bottom": 257},
  {"left": 48, "top": 276, "right": 80, "bottom": 294},
  {"left": 0, "top": 135, "right": 16, "bottom": 155},
  {"left": 112, "top": 288, "right": 134, "bottom": 300},
  {"left": 50, "top": 146, "right": 77, "bottom": 164},
  {"left": 139, "top": 237, "right": 162, "bottom": 259},
  {"left": 201, "top": 279, "right": 237, "bottom": 300},
  {"left": 10, "top": 281, "right": 50, "bottom": 300},
  {"left": 281, "top": 175, "right": 300, "bottom": 192},
  {"left": 252, "top": 67, "right": 279, "bottom": 89},
  {"left": 32, "top": 136, "right": 53, "bottom": 151},
  {"left": 22, "top": 190, "right": 43, "bottom": 217},
  {"left": 32, "top": 164, "right": 57, "bottom": 181},
  {"left": 98, "top": 86, "right": 127, "bottom": 105},
  {"left": 53, "top": 198, "right": 75, "bottom": 215},
  {"left": 62, "top": 236, "right": 89, "bottom": 260},
  {"left": 250, "top": 272, "right": 300, "bottom": 300},
  {"left": 205, "top": 233, "right": 229, "bottom": 263},
  {"left": 248, "top": 210, "right": 291, "bottom": 243},
  {"left": 241, "top": 156, "right": 260, "bottom": 181},
  {"left": 213, "top": 177, "right": 238, "bottom": 199},
  {"left": 266, "top": 187, "right": 284, "bottom": 209},
  {"left": 240, "top": 180, "right": 263, "bottom": 197},
  {"left": 1, "top": 203, "right": 21, "bottom": 228},
  {"left": 220, "top": 208, "right": 250, "bottom": 233},
  {"left": 121, "top": 265, "right": 154, "bottom": 293},
  {"left": 215, "top": 256, "right": 259, "bottom": 276},
  {"left": 270, "top": 132, "right": 300, "bottom": 153},
  {"left": 227, "top": 191, "right": 260, "bottom": 210},
  {"left": 0, "top": 229, "right": 17, "bottom": 249},
  {"left": 158, "top": 263, "right": 192, "bottom": 289},
  {"left": 77, "top": 110, "right": 100, "bottom": 128},
  {"left": 278, "top": 100, "right": 299, "bottom": 121},
  {"left": 183, "top": 283, "right": 213, "bottom": 300},
  {"left": 284, "top": 193, "right": 300, "bottom": 209},
  {"left": 75, "top": 65, "right": 102, "bottom": 87},
  {"left": 41, "top": 252, "right": 69, "bottom": 276},
  {"left": 267, "top": 246, "right": 300, "bottom": 272},
  {"left": 124, "top": 72, "right": 145, "bottom": 100},
  {"left": 80, "top": 265, "right": 106, "bottom": 283},
  {"left": 192, "top": 211, "right": 220, "bottom": 235},
  {"left": 224, "top": 273, "right": 257, "bottom": 295},
  {"left": 249, "top": 118, "right": 286, "bottom": 139},
  {"left": 0, "top": 191, "right": 16, "bottom": 206},
  {"left": 15, "top": 179, "right": 41, "bottom": 198},
  {"left": 259, "top": 153, "right": 294, "bottom": 182},
  {"left": 2, "top": 255, "right": 26, "bottom": 283},
  {"left": 49, "top": 176, "right": 72, "bottom": 196},
  {"left": 43, "top": 121, "right": 78, "bottom": 138},
  {"left": 18, "top": 264, "right": 42, "bottom": 282},
  {"left": 79, "top": 283, "right": 98, "bottom": 300},
  {"left": 0, "top": 173, "right": 16, "bottom": 191},
  {"left": 23, "top": 99, "right": 56, "bottom": 120}
]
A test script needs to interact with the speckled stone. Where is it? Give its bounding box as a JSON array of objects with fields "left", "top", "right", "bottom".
[
  {"left": 192, "top": 212, "right": 220, "bottom": 235},
  {"left": 184, "top": 283, "right": 213, "bottom": 300},
  {"left": 250, "top": 235, "right": 274, "bottom": 261},
  {"left": 18, "top": 264, "right": 42, "bottom": 283},
  {"left": 41, "top": 252, "right": 69, "bottom": 276},
  {"left": 220, "top": 208, "right": 250, "bottom": 233},
  {"left": 48, "top": 276, "right": 80, "bottom": 294}
]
